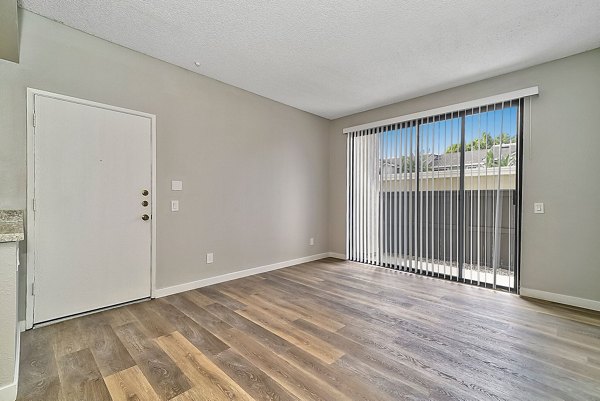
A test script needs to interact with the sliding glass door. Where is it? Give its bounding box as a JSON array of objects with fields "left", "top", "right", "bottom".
[{"left": 347, "top": 100, "right": 523, "bottom": 292}]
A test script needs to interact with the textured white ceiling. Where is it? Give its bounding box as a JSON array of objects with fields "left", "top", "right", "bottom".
[{"left": 19, "top": 0, "right": 600, "bottom": 119}]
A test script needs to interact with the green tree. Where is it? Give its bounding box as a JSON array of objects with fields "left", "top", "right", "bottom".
[
  {"left": 494, "top": 133, "right": 515, "bottom": 145},
  {"left": 475, "top": 132, "right": 494, "bottom": 149},
  {"left": 485, "top": 150, "right": 511, "bottom": 167},
  {"left": 446, "top": 131, "right": 515, "bottom": 153},
  {"left": 445, "top": 143, "right": 461, "bottom": 153}
]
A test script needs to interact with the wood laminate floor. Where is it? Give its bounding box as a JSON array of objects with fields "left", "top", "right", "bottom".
[{"left": 17, "top": 258, "right": 600, "bottom": 401}]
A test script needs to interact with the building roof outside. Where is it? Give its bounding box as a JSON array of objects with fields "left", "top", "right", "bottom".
[{"left": 381, "top": 143, "right": 516, "bottom": 173}]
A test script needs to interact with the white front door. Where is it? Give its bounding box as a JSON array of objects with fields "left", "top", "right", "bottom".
[{"left": 32, "top": 93, "right": 154, "bottom": 324}]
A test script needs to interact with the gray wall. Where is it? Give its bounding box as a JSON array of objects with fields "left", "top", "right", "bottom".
[
  {"left": 2, "top": 10, "right": 599, "bottom": 316},
  {"left": 0, "top": 0, "right": 19, "bottom": 63},
  {"left": 329, "top": 48, "right": 600, "bottom": 303},
  {"left": 0, "top": 11, "right": 330, "bottom": 314}
]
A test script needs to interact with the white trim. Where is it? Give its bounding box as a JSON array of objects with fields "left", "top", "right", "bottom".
[
  {"left": 150, "top": 110, "right": 157, "bottom": 299},
  {"left": 520, "top": 288, "right": 600, "bottom": 312},
  {"left": 327, "top": 252, "right": 346, "bottom": 260},
  {"left": 343, "top": 86, "right": 539, "bottom": 133},
  {"left": 13, "top": 316, "right": 20, "bottom": 399},
  {"left": 154, "top": 253, "right": 330, "bottom": 298},
  {"left": 25, "top": 88, "right": 157, "bottom": 329},
  {"left": 27, "top": 88, "right": 156, "bottom": 119},
  {"left": 26, "top": 91, "right": 34, "bottom": 329},
  {"left": 0, "top": 321, "right": 21, "bottom": 401},
  {"left": 0, "top": 382, "right": 17, "bottom": 401}
]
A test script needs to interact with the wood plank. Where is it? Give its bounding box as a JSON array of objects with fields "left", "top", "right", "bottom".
[
  {"left": 170, "top": 387, "right": 212, "bottom": 401},
  {"left": 86, "top": 324, "right": 136, "bottom": 377},
  {"left": 217, "top": 327, "right": 353, "bottom": 401},
  {"left": 156, "top": 331, "right": 255, "bottom": 401},
  {"left": 18, "top": 258, "right": 600, "bottom": 401},
  {"left": 17, "top": 325, "right": 64, "bottom": 401},
  {"left": 168, "top": 290, "right": 215, "bottom": 308},
  {"left": 203, "top": 303, "right": 294, "bottom": 354},
  {"left": 279, "top": 341, "right": 394, "bottom": 401},
  {"left": 165, "top": 293, "right": 233, "bottom": 335},
  {"left": 56, "top": 348, "right": 111, "bottom": 401},
  {"left": 261, "top": 275, "right": 392, "bottom": 326},
  {"left": 293, "top": 318, "right": 475, "bottom": 401},
  {"left": 152, "top": 298, "right": 230, "bottom": 356},
  {"left": 52, "top": 318, "right": 86, "bottom": 358},
  {"left": 199, "top": 287, "right": 247, "bottom": 310},
  {"left": 231, "top": 292, "right": 302, "bottom": 324},
  {"left": 249, "top": 289, "right": 346, "bottom": 331},
  {"left": 211, "top": 349, "right": 299, "bottom": 401},
  {"left": 237, "top": 306, "right": 344, "bottom": 364},
  {"left": 215, "top": 277, "right": 264, "bottom": 299},
  {"left": 114, "top": 322, "right": 191, "bottom": 401},
  {"left": 97, "top": 304, "right": 139, "bottom": 328},
  {"left": 128, "top": 300, "right": 177, "bottom": 338},
  {"left": 104, "top": 365, "right": 162, "bottom": 401}
]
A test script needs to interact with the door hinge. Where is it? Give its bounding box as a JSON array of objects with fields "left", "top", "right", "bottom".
[
  {"left": 31, "top": 282, "right": 35, "bottom": 296},
  {"left": 33, "top": 112, "right": 36, "bottom": 128},
  {"left": 32, "top": 198, "right": 36, "bottom": 211}
]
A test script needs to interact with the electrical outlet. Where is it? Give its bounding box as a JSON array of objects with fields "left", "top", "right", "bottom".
[
  {"left": 309, "top": 237, "right": 315, "bottom": 246},
  {"left": 171, "top": 200, "right": 179, "bottom": 212},
  {"left": 206, "top": 253, "right": 214, "bottom": 264},
  {"left": 533, "top": 202, "right": 544, "bottom": 214}
]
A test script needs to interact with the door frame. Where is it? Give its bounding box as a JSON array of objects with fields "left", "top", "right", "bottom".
[{"left": 25, "top": 88, "right": 157, "bottom": 329}]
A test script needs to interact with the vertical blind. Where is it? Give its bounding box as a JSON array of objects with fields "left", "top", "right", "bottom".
[{"left": 346, "top": 93, "right": 533, "bottom": 292}]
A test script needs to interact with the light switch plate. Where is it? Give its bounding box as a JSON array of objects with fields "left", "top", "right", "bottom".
[
  {"left": 309, "top": 237, "right": 315, "bottom": 246},
  {"left": 206, "top": 253, "right": 214, "bottom": 264},
  {"left": 534, "top": 202, "right": 545, "bottom": 214},
  {"left": 171, "top": 200, "right": 179, "bottom": 212},
  {"left": 171, "top": 180, "right": 183, "bottom": 191}
]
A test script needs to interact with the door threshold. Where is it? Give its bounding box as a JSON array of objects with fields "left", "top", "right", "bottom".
[{"left": 32, "top": 297, "right": 149, "bottom": 329}]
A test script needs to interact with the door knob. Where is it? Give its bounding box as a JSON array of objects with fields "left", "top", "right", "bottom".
[
  {"left": 142, "top": 190, "right": 149, "bottom": 196},
  {"left": 142, "top": 214, "right": 150, "bottom": 221},
  {"left": 142, "top": 201, "right": 149, "bottom": 207}
]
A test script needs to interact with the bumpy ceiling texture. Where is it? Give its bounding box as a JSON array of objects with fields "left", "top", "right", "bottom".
[{"left": 20, "top": 0, "right": 600, "bottom": 119}]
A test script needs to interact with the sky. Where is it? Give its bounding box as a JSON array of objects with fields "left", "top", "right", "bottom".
[{"left": 378, "top": 106, "right": 518, "bottom": 157}]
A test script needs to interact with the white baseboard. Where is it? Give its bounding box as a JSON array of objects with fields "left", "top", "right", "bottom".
[
  {"left": 520, "top": 288, "right": 600, "bottom": 312},
  {"left": 327, "top": 252, "right": 346, "bottom": 259},
  {"left": 154, "top": 253, "right": 330, "bottom": 298},
  {"left": 0, "top": 382, "right": 17, "bottom": 401}
]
